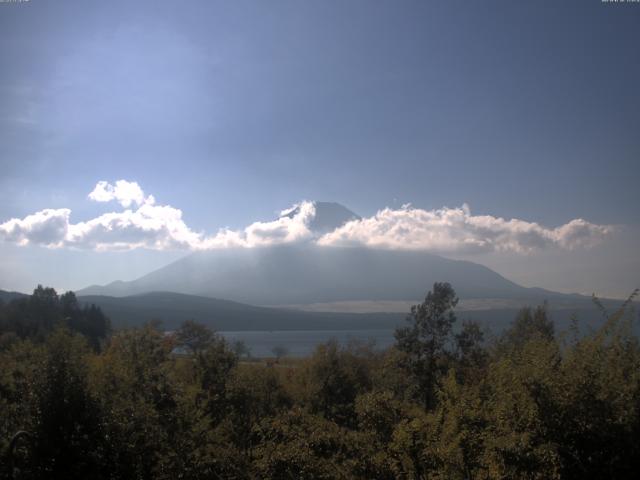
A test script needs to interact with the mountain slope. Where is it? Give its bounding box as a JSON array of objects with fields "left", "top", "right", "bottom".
[{"left": 77, "top": 244, "right": 585, "bottom": 306}]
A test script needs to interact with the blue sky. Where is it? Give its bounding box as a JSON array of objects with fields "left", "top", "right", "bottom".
[{"left": 0, "top": 0, "right": 638, "bottom": 297}]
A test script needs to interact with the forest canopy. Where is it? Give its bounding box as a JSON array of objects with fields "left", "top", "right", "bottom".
[{"left": 1, "top": 284, "right": 639, "bottom": 479}]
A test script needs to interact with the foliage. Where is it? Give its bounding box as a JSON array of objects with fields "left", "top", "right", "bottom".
[
  {"left": 394, "top": 282, "right": 459, "bottom": 409},
  {"left": 0, "top": 286, "right": 110, "bottom": 350},
  {"left": 1, "top": 284, "right": 639, "bottom": 479},
  {"left": 298, "top": 339, "right": 374, "bottom": 427}
]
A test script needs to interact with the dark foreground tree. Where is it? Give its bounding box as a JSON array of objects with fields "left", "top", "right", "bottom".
[
  {"left": 0, "top": 286, "right": 110, "bottom": 350},
  {"left": 32, "top": 328, "right": 104, "bottom": 479},
  {"left": 395, "top": 282, "right": 458, "bottom": 410},
  {"left": 174, "top": 319, "right": 215, "bottom": 356}
]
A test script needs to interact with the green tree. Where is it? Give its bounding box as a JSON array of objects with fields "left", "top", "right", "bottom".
[
  {"left": 454, "top": 319, "right": 487, "bottom": 383},
  {"left": 223, "top": 365, "right": 291, "bottom": 456},
  {"left": 498, "top": 304, "right": 554, "bottom": 355},
  {"left": 61, "top": 291, "right": 110, "bottom": 351},
  {"left": 395, "top": 282, "right": 458, "bottom": 410},
  {"left": 0, "top": 339, "right": 41, "bottom": 478},
  {"left": 174, "top": 319, "right": 215, "bottom": 356},
  {"left": 89, "top": 324, "right": 182, "bottom": 479},
  {"left": 253, "top": 408, "right": 374, "bottom": 479},
  {"left": 31, "top": 327, "right": 105, "bottom": 479},
  {"left": 173, "top": 320, "right": 237, "bottom": 427},
  {"left": 300, "top": 339, "right": 373, "bottom": 427},
  {"left": 551, "top": 293, "right": 640, "bottom": 479},
  {"left": 0, "top": 287, "right": 109, "bottom": 349},
  {"left": 481, "top": 335, "right": 563, "bottom": 478}
]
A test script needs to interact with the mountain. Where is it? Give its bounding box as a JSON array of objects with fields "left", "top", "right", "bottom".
[
  {"left": 77, "top": 244, "right": 588, "bottom": 307},
  {"left": 282, "top": 201, "right": 361, "bottom": 233},
  {"left": 77, "top": 201, "right": 594, "bottom": 308}
]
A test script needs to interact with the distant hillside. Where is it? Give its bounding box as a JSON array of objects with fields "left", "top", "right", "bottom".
[
  {"left": 0, "top": 288, "right": 620, "bottom": 334},
  {"left": 77, "top": 291, "right": 405, "bottom": 331},
  {"left": 0, "top": 290, "right": 28, "bottom": 303}
]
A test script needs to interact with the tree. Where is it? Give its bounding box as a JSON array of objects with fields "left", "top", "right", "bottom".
[
  {"left": 301, "top": 339, "right": 373, "bottom": 427},
  {"left": 61, "top": 291, "right": 110, "bottom": 351},
  {"left": 395, "top": 282, "right": 458, "bottom": 410},
  {"left": 31, "top": 328, "right": 105, "bottom": 478},
  {"left": 0, "top": 287, "right": 109, "bottom": 349},
  {"left": 271, "top": 345, "right": 289, "bottom": 360},
  {"left": 175, "top": 319, "right": 215, "bottom": 355},
  {"left": 497, "top": 304, "right": 554, "bottom": 355},
  {"left": 175, "top": 322, "right": 238, "bottom": 426},
  {"left": 232, "top": 339, "right": 251, "bottom": 359},
  {"left": 454, "top": 319, "right": 487, "bottom": 381},
  {"left": 89, "top": 324, "right": 182, "bottom": 479},
  {"left": 550, "top": 292, "right": 640, "bottom": 479},
  {"left": 252, "top": 408, "right": 370, "bottom": 479},
  {"left": 224, "top": 366, "right": 290, "bottom": 456}
]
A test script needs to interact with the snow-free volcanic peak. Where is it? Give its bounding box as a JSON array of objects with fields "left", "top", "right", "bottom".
[{"left": 281, "top": 201, "right": 361, "bottom": 234}]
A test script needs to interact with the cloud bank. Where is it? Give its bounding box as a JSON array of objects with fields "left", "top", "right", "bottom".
[
  {"left": 0, "top": 181, "right": 315, "bottom": 251},
  {"left": 317, "top": 204, "right": 611, "bottom": 253},
  {"left": 0, "top": 180, "right": 612, "bottom": 254}
]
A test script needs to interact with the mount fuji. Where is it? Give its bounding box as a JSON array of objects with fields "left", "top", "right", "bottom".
[{"left": 77, "top": 202, "right": 590, "bottom": 310}]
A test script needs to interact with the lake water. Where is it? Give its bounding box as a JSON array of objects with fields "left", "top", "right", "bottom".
[
  {"left": 216, "top": 307, "right": 619, "bottom": 358},
  {"left": 219, "top": 329, "right": 397, "bottom": 357}
]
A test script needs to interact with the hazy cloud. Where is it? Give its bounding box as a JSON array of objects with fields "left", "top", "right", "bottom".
[
  {"left": 0, "top": 182, "right": 611, "bottom": 253},
  {"left": 317, "top": 204, "right": 611, "bottom": 253}
]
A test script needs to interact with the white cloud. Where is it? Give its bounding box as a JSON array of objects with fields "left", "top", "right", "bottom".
[
  {"left": 317, "top": 204, "right": 612, "bottom": 254},
  {"left": 201, "top": 201, "right": 315, "bottom": 249},
  {"left": 88, "top": 180, "right": 153, "bottom": 208},
  {"left": 0, "top": 209, "right": 70, "bottom": 247},
  {"left": 66, "top": 203, "right": 202, "bottom": 251},
  {"left": 0, "top": 182, "right": 612, "bottom": 254},
  {"left": 0, "top": 182, "right": 316, "bottom": 251}
]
